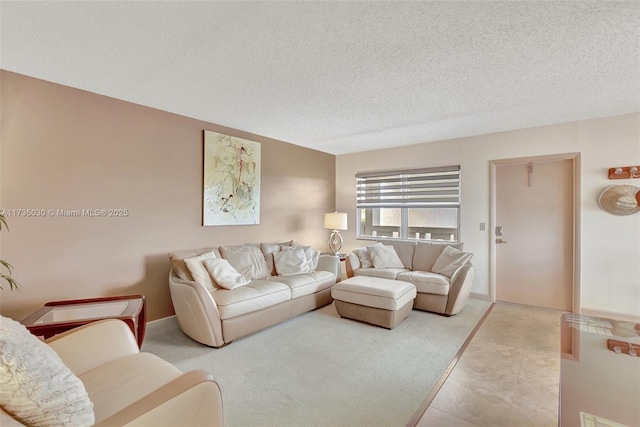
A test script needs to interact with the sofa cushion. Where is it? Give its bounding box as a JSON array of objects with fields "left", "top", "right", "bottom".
[
  {"left": 212, "top": 280, "right": 291, "bottom": 320},
  {"left": 369, "top": 245, "right": 405, "bottom": 269},
  {"left": 184, "top": 250, "right": 220, "bottom": 291},
  {"left": 203, "top": 258, "right": 250, "bottom": 290},
  {"left": 265, "top": 271, "right": 335, "bottom": 298},
  {"left": 352, "top": 242, "right": 383, "bottom": 269},
  {"left": 274, "top": 246, "right": 310, "bottom": 276},
  {"left": 168, "top": 247, "right": 217, "bottom": 281},
  {"left": 432, "top": 245, "right": 473, "bottom": 278},
  {"left": 220, "top": 245, "right": 272, "bottom": 281},
  {"left": 397, "top": 271, "right": 450, "bottom": 295},
  {"left": 260, "top": 241, "right": 293, "bottom": 275},
  {"left": 412, "top": 241, "right": 464, "bottom": 272},
  {"left": 354, "top": 267, "right": 408, "bottom": 280},
  {"left": 0, "top": 315, "right": 95, "bottom": 427},
  {"left": 79, "top": 353, "right": 181, "bottom": 424}
]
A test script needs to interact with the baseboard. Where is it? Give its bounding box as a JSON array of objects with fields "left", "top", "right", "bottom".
[
  {"left": 146, "top": 314, "right": 176, "bottom": 325},
  {"left": 580, "top": 307, "right": 640, "bottom": 323},
  {"left": 470, "top": 292, "right": 491, "bottom": 301}
]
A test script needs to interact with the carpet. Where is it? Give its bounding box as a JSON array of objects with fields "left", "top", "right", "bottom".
[{"left": 142, "top": 298, "right": 490, "bottom": 427}]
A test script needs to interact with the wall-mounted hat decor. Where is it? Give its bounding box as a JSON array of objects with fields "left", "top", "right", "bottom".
[{"left": 598, "top": 185, "right": 640, "bottom": 216}]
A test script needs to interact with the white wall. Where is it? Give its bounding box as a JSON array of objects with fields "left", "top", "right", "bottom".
[{"left": 336, "top": 113, "right": 640, "bottom": 317}]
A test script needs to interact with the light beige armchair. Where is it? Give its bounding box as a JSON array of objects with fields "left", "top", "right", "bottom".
[{"left": 0, "top": 319, "right": 223, "bottom": 426}]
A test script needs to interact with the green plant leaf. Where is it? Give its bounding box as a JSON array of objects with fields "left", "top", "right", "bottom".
[
  {"left": 0, "top": 215, "right": 18, "bottom": 290},
  {"left": 0, "top": 273, "right": 20, "bottom": 291},
  {"left": 0, "top": 259, "right": 14, "bottom": 273}
]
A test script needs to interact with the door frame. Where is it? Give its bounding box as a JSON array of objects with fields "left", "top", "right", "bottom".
[{"left": 489, "top": 152, "right": 581, "bottom": 312}]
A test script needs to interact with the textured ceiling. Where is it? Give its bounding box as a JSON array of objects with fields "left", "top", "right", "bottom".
[{"left": 1, "top": 1, "right": 639, "bottom": 155}]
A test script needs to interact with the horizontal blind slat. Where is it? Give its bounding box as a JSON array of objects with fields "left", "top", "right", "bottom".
[
  {"left": 356, "top": 165, "right": 460, "bottom": 179},
  {"left": 356, "top": 174, "right": 460, "bottom": 185},
  {"left": 358, "top": 202, "right": 460, "bottom": 209},
  {"left": 357, "top": 190, "right": 459, "bottom": 199}
]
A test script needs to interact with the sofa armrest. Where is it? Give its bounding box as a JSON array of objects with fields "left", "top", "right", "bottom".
[
  {"left": 345, "top": 252, "right": 360, "bottom": 278},
  {"left": 445, "top": 264, "right": 475, "bottom": 316},
  {"left": 316, "top": 255, "right": 340, "bottom": 281},
  {"left": 46, "top": 319, "right": 139, "bottom": 376},
  {"left": 94, "top": 370, "right": 223, "bottom": 427},
  {"left": 169, "top": 270, "right": 225, "bottom": 347}
]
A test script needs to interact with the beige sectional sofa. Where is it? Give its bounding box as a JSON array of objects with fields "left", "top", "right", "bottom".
[
  {"left": 345, "top": 239, "right": 474, "bottom": 316},
  {"left": 168, "top": 242, "right": 339, "bottom": 347}
]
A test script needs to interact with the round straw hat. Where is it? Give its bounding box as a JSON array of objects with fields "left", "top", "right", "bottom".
[{"left": 598, "top": 185, "right": 640, "bottom": 216}]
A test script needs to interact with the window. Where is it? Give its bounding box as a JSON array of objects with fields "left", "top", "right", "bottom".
[{"left": 356, "top": 166, "right": 461, "bottom": 241}]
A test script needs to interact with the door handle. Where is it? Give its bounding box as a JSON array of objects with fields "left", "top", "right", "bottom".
[{"left": 496, "top": 238, "right": 508, "bottom": 244}]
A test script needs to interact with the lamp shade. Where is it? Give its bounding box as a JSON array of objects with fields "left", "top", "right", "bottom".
[{"left": 324, "top": 212, "right": 347, "bottom": 230}]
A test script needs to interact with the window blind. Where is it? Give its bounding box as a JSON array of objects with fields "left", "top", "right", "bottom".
[{"left": 356, "top": 165, "right": 460, "bottom": 208}]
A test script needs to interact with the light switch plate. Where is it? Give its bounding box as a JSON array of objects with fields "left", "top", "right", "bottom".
[{"left": 480, "top": 223, "right": 485, "bottom": 231}]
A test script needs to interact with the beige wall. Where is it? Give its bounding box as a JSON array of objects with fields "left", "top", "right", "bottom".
[
  {"left": 337, "top": 113, "right": 640, "bottom": 317},
  {"left": 0, "top": 71, "right": 336, "bottom": 321}
]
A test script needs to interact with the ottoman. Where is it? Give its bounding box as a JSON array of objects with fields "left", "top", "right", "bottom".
[{"left": 331, "top": 276, "right": 417, "bottom": 329}]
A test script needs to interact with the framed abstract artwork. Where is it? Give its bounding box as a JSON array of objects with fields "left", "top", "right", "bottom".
[{"left": 203, "top": 130, "right": 261, "bottom": 226}]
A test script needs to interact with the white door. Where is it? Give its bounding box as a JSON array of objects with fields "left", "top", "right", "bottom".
[{"left": 495, "top": 158, "right": 574, "bottom": 311}]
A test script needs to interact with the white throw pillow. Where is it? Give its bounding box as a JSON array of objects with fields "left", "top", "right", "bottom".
[
  {"left": 203, "top": 258, "right": 250, "bottom": 290},
  {"left": 274, "top": 246, "right": 310, "bottom": 276},
  {"left": 431, "top": 245, "right": 473, "bottom": 278},
  {"left": 353, "top": 242, "right": 383, "bottom": 269},
  {"left": 368, "top": 245, "right": 405, "bottom": 269},
  {"left": 0, "top": 315, "right": 95, "bottom": 427},
  {"left": 184, "top": 250, "right": 219, "bottom": 291},
  {"left": 298, "top": 245, "right": 320, "bottom": 271},
  {"left": 260, "top": 241, "right": 293, "bottom": 275}
]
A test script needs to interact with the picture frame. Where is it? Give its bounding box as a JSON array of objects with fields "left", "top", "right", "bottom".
[{"left": 203, "top": 130, "right": 261, "bottom": 226}]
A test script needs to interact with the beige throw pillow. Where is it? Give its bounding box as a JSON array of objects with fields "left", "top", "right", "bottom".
[
  {"left": 168, "top": 247, "right": 215, "bottom": 281},
  {"left": 368, "top": 245, "right": 405, "bottom": 269},
  {"left": 0, "top": 316, "right": 95, "bottom": 427},
  {"left": 203, "top": 258, "right": 250, "bottom": 290},
  {"left": 274, "top": 247, "right": 310, "bottom": 276},
  {"left": 260, "top": 241, "right": 293, "bottom": 275},
  {"left": 220, "top": 245, "right": 272, "bottom": 281},
  {"left": 184, "top": 250, "right": 219, "bottom": 291},
  {"left": 412, "top": 241, "right": 464, "bottom": 272},
  {"left": 431, "top": 245, "right": 473, "bottom": 278},
  {"left": 353, "top": 242, "right": 383, "bottom": 269}
]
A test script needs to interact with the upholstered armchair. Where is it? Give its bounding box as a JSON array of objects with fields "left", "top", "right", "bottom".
[{"left": 0, "top": 317, "right": 223, "bottom": 426}]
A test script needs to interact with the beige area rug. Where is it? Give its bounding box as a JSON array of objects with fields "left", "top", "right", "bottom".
[{"left": 142, "top": 298, "right": 490, "bottom": 427}]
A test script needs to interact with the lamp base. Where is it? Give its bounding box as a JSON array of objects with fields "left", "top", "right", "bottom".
[{"left": 328, "top": 230, "right": 343, "bottom": 255}]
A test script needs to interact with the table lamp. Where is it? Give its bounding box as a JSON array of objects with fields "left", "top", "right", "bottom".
[{"left": 324, "top": 212, "right": 347, "bottom": 255}]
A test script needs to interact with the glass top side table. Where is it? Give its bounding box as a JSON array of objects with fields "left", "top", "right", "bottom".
[
  {"left": 560, "top": 313, "right": 640, "bottom": 427},
  {"left": 22, "top": 295, "right": 146, "bottom": 348}
]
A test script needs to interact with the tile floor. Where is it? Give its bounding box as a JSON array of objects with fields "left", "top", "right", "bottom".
[{"left": 416, "top": 301, "right": 565, "bottom": 427}]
